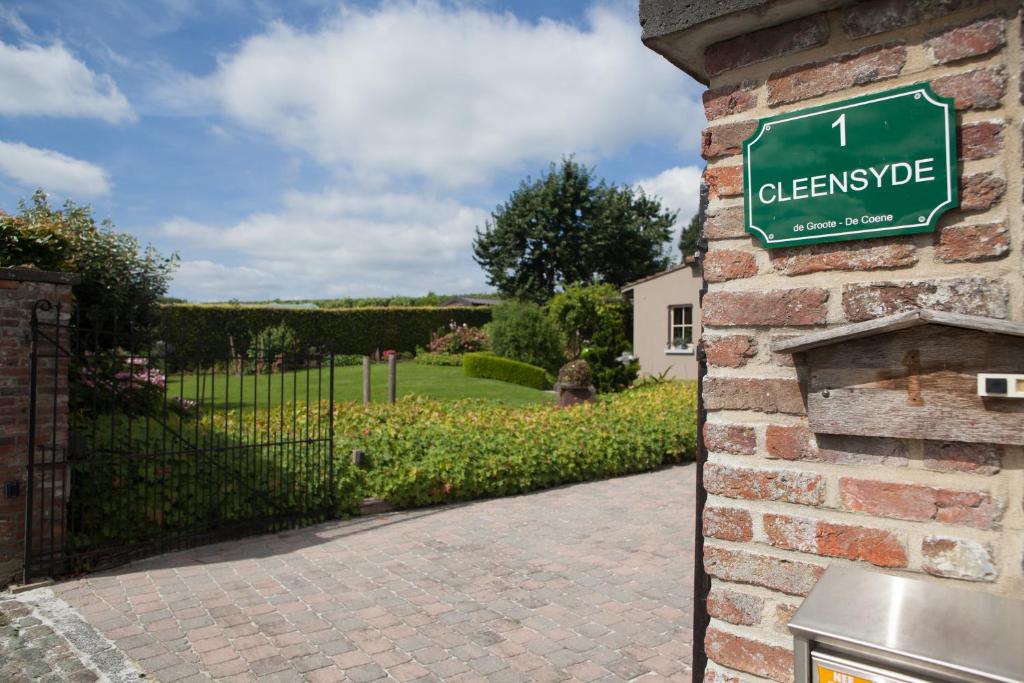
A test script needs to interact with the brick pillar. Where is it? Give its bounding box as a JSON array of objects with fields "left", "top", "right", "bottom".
[
  {"left": 0, "top": 268, "right": 78, "bottom": 585},
  {"left": 640, "top": 1, "right": 1024, "bottom": 681}
]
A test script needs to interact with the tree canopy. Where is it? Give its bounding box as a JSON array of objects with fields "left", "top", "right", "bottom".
[
  {"left": 1, "top": 190, "right": 178, "bottom": 334},
  {"left": 472, "top": 158, "right": 677, "bottom": 303},
  {"left": 678, "top": 214, "right": 700, "bottom": 261}
]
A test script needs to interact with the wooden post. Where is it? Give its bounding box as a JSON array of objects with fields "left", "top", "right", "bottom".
[
  {"left": 362, "top": 356, "right": 371, "bottom": 405},
  {"left": 388, "top": 354, "right": 397, "bottom": 404}
]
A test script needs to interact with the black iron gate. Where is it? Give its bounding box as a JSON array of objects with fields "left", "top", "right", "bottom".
[{"left": 25, "top": 300, "right": 336, "bottom": 581}]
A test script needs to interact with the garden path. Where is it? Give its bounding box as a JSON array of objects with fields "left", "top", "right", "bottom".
[{"left": 10, "top": 464, "right": 695, "bottom": 682}]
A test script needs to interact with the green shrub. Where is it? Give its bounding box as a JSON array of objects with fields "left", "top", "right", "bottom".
[
  {"left": 157, "top": 305, "right": 492, "bottom": 365},
  {"left": 463, "top": 352, "right": 551, "bottom": 390},
  {"left": 548, "top": 283, "right": 637, "bottom": 392},
  {"left": 1, "top": 190, "right": 177, "bottom": 340},
  {"left": 412, "top": 350, "right": 464, "bottom": 366},
  {"left": 334, "top": 354, "right": 367, "bottom": 366},
  {"left": 67, "top": 410, "right": 364, "bottom": 553},
  {"left": 487, "top": 301, "right": 564, "bottom": 373},
  {"left": 335, "top": 381, "right": 696, "bottom": 508},
  {"left": 248, "top": 323, "right": 299, "bottom": 366}
]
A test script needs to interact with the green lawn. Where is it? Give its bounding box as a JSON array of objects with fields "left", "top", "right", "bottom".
[{"left": 166, "top": 362, "right": 553, "bottom": 411}]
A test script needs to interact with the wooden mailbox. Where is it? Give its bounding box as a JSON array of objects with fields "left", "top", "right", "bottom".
[{"left": 772, "top": 309, "right": 1024, "bottom": 446}]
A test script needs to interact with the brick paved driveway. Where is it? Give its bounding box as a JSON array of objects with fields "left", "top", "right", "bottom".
[{"left": 49, "top": 464, "right": 695, "bottom": 682}]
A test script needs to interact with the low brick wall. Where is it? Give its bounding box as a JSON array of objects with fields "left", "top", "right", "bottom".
[{"left": 0, "top": 268, "right": 77, "bottom": 584}]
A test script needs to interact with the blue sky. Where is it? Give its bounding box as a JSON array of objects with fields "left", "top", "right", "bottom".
[{"left": 0, "top": 0, "right": 704, "bottom": 301}]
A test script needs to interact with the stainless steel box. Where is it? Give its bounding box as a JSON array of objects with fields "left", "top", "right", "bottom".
[{"left": 789, "top": 566, "right": 1024, "bottom": 683}]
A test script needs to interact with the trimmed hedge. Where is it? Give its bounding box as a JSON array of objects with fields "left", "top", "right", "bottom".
[
  {"left": 463, "top": 352, "right": 552, "bottom": 390},
  {"left": 157, "top": 304, "right": 492, "bottom": 361},
  {"left": 339, "top": 381, "right": 697, "bottom": 508}
]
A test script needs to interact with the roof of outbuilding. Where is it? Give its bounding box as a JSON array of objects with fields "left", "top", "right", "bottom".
[{"left": 620, "top": 258, "right": 699, "bottom": 292}]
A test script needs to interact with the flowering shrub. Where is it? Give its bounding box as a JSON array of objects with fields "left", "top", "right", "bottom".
[
  {"left": 428, "top": 322, "right": 490, "bottom": 354},
  {"left": 76, "top": 353, "right": 169, "bottom": 415}
]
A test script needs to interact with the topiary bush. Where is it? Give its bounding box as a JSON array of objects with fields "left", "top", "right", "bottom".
[
  {"left": 557, "top": 359, "right": 592, "bottom": 387},
  {"left": 463, "top": 352, "right": 552, "bottom": 390},
  {"left": 487, "top": 301, "right": 564, "bottom": 373}
]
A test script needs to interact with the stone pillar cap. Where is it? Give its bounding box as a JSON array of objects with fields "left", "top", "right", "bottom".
[
  {"left": 639, "top": 0, "right": 851, "bottom": 83},
  {"left": 0, "top": 267, "right": 81, "bottom": 285}
]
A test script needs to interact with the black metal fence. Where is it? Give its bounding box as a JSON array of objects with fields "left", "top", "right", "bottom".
[{"left": 25, "top": 300, "right": 336, "bottom": 580}]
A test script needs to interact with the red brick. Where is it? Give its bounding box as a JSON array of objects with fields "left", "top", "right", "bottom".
[
  {"left": 771, "top": 241, "right": 916, "bottom": 276},
  {"left": 958, "top": 120, "right": 1004, "bottom": 160},
  {"left": 703, "top": 288, "right": 828, "bottom": 327},
  {"left": 703, "top": 81, "right": 758, "bottom": 121},
  {"left": 926, "top": 16, "right": 1005, "bottom": 65},
  {"left": 705, "top": 627, "right": 794, "bottom": 682},
  {"left": 935, "top": 222, "right": 1009, "bottom": 262},
  {"left": 839, "top": 477, "right": 1002, "bottom": 529},
  {"left": 702, "top": 120, "right": 758, "bottom": 160},
  {"left": 921, "top": 536, "right": 997, "bottom": 581},
  {"left": 704, "top": 250, "right": 758, "bottom": 282},
  {"left": 705, "top": 166, "right": 743, "bottom": 200},
  {"left": 923, "top": 441, "right": 1002, "bottom": 475},
  {"left": 763, "top": 514, "right": 908, "bottom": 568},
  {"left": 706, "top": 588, "right": 762, "bottom": 626},
  {"left": 703, "top": 422, "right": 756, "bottom": 455},
  {"left": 705, "top": 667, "right": 742, "bottom": 683},
  {"left": 931, "top": 66, "right": 1007, "bottom": 110},
  {"left": 767, "top": 43, "right": 906, "bottom": 106},
  {"left": 704, "top": 506, "right": 753, "bottom": 542},
  {"left": 959, "top": 171, "right": 1007, "bottom": 212},
  {"left": 765, "top": 425, "right": 815, "bottom": 461},
  {"left": 703, "top": 206, "right": 746, "bottom": 240},
  {"left": 842, "top": 0, "right": 985, "bottom": 39},
  {"left": 705, "top": 14, "right": 829, "bottom": 77},
  {"left": 703, "top": 377, "right": 805, "bottom": 415},
  {"left": 704, "top": 463, "right": 824, "bottom": 505},
  {"left": 841, "top": 277, "right": 1009, "bottom": 322},
  {"left": 705, "top": 335, "right": 757, "bottom": 369},
  {"left": 705, "top": 545, "right": 827, "bottom": 596}
]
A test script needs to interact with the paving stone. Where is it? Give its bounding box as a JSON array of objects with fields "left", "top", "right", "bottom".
[{"left": 4, "top": 466, "right": 694, "bottom": 682}]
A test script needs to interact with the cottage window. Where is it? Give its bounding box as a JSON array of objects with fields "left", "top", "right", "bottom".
[{"left": 667, "top": 305, "right": 693, "bottom": 352}]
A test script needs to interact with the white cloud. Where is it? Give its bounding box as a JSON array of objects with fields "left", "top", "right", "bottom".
[
  {"left": 634, "top": 165, "right": 702, "bottom": 243},
  {"left": 0, "top": 140, "right": 111, "bottom": 196},
  {"left": 0, "top": 41, "right": 135, "bottom": 122},
  {"left": 163, "top": 189, "right": 490, "bottom": 301},
  {"left": 0, "top": 8, "right": 34, "bottom": 39},
  {"left": 167, "top": 1, "right": 701, "bottom": 186}
]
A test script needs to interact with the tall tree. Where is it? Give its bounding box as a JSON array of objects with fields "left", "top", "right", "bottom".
[
  {"left": 473, "top": 158, "right": 676, "bottom": 303},
  {"left": 678, "top": 214, "right": 700, "bottom": 261}
]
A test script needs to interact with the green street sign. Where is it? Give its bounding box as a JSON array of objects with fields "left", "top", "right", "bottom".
[{"left": 743, "top": 83, "right": 958, "bottom": 248}]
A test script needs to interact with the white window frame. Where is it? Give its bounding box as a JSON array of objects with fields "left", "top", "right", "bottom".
[{"left": 666, "top": 305, "right": 694, "bottom": 355}]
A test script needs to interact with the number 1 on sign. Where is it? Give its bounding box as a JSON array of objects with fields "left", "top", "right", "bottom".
[{"left": 832, "top": 113, "right": 847, "bottom": 147}]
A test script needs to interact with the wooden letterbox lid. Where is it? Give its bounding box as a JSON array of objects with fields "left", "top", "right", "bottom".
[
  {"left": 771, "top": 309, "right": 1024, "bottom": 354},
  {"left": 771, "top": 309, "right": 1024, "bottom": 446}
]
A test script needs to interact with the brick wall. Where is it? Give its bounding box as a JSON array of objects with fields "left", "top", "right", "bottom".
[
  {"left": 0, "top": 269, "right": 76, "bottom": 584},
  {"left": 698, "top": 2, "right": 1023, "bottom": 682}
]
